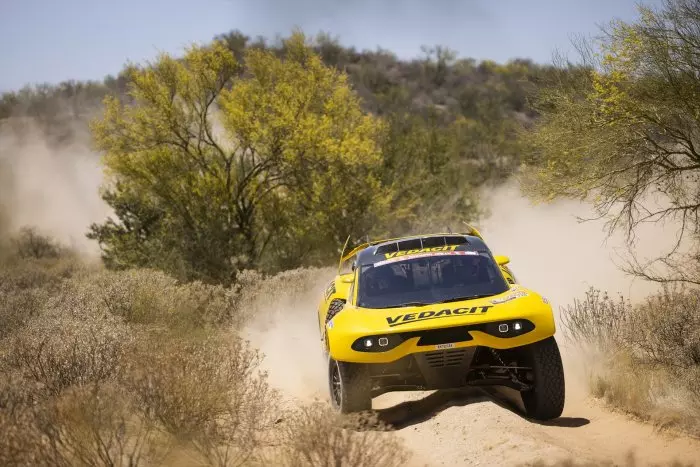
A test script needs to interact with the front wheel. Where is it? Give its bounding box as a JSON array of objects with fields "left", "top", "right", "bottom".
[
  {"left": 328, "top": 357, "right": 371, "bottom": 413},
  {"left": 520, "top": 336, "right": 565, "bottom": 420}
]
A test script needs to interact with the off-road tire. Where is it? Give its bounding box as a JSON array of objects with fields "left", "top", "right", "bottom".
[
  {"left": 328, "top": 357, "right": 371, "bottom": 413},
  {"left": 520, "top": 336, "right": 565, "bottom": 421}
]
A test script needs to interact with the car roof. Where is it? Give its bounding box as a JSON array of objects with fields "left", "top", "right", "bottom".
[{"left": 355, "top": 233, "right": 490, "bottom": 267}]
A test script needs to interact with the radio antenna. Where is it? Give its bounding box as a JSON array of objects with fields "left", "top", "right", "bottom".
[{"left": 338, "top": 235, "right": 351, "bottom": 273}]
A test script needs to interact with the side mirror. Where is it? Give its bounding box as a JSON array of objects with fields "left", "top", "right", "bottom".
[
  {"left": 340, "top": 275, "right": 354, "bottom": 284},
  {"left": 494, "top": 255, "right": 510, "bottom": 266}
]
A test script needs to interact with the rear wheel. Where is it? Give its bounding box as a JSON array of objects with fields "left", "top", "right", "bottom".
[
  {"left": 520, "top": 336, "right": 565, "bottom": 420},
  {"left": 328, "top": 357, "right": 371, "bottom": 413}
]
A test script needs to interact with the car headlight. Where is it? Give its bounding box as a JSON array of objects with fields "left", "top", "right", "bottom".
[
  {"left": 351, "top": 333, "right": 404, "bottom": 352},
  {"left": 480, "top": 319, "right": 534, "bottom": 337}
]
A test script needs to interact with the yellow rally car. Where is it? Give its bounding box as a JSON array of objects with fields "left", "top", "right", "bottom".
[{"left": 317, "top": 227, "right": 565, "bottom": 421}]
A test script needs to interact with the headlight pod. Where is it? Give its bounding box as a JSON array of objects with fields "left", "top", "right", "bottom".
[
  {"left": 351, "top": 319, "right": 536, "bottom": 352},
  {"left": 351, "top": 333, "right": 404, "bottom": 352},
  {"left": 479, "top": 319, "right": 535, "bottom": 338}
]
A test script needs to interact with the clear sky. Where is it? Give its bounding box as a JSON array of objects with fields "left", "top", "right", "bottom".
[{"left": 0, "top": 0, "right": 662, "bottom": 92}]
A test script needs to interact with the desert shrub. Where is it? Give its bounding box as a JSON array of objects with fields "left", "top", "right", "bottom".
[
  {"left": 274, "top": 402, "right": 410, "bottom": 467},
  {"left": 0, "top": 405, "right": 59, "bottom": 467},
  {"left": 123, "top": 335, "right": 276, "bottom": 466},
  {"left": 563, "top": 287, "right": 700, "bottom": 368},
  {"left": 0, "top": 287, "right": 48, "bottom": 339},
  {"left": 627, "top": 289, "right": 700, "bottom": 369},
  {"left": 11, "top": 226, "right": 64, "bottom": 260},
  {"left": 560, "top": 288, "right": 632, "bottom": 351},
  {"left": 41, "top": 384, "right": 170, "bottom": 467},
  {"left": 0, "top": 251, "right": 339, "bottom": 465},
  {"left": 0, "top": 372, "right": 59, "bottom": 467},
  {"left": 0, "top": 372, "right": 46, "bottom": 416},
  {"left": 0, "top": 382, "right": 170, "bottom": 467},
  {"left": 0, "top": 249, "right": 90, "bottom": 339},
  {"left": 48, "top": 268, "right": 241, "bottom": 330},
  {"left": 561, "top": 287, "right": 700, "bottom": 436},
  {"left": 0, "top": 256, "right": 85, "bottom": 294},
  {"left": 6, "top": 312, "right": 130, "bottom": 395}
]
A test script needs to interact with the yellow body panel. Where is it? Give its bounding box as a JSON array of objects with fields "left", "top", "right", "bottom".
[
  {"left": 317, "top": 230, "right": 552, "bottom": 364},
  {"left": 322, "top": 287, "right": 554, "bottom": 363}
]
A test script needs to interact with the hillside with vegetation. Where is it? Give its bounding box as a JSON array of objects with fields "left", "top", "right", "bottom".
[
  {"left": 1, "top": 1, "right": 700, "bottom": 465},
  {"left": 0, "top": 30, "right": 556, "bottom": 284}
]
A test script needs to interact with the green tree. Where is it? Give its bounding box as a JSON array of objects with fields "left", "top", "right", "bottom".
[
  {"left": 523, "top": 0, "right": 700, "bottom": 283},
  {"left": 89, "top": 33, "right": 389, "bottom": 284}
]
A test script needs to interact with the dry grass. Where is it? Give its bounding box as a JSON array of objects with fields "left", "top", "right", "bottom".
[
  {"left": 42, "top": 384, "right": 171, "bottom": 467},
  {"left": 0, "top": 405, "right": 57, "bottom": 467},
  {"left": 523, "top": 452, "right": 695, "bottom": 466},
  {"left": 0, "top": 238, "right": 411, "bottom": 466},
  {"left": 272, "top": 402, "right": 410, "bottom": 467},
  {"left": 11, "top": 226, "right": 66, "bottom": 260},
  {"left": 0, "top": 239, "right": 271, "bottom": 466},
  {"left": 6, "top": 312, "right": 130, "bottom": 395},
  {"left": 560, "top": 288, "right": 631, "bottom": 352},
  {"left": 0, "top": 253, "right": 89, "bottom": 339},
  {"left": 123, "top": 335, "right": 278, "bottom": 466},
  {"left": 561, "top": 287, "right": 700, "bottom": 436}
]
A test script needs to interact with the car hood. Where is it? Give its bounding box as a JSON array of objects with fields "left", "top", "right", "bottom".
[{"left": 333, "top": 285, "right": 552, "bottom": 334}]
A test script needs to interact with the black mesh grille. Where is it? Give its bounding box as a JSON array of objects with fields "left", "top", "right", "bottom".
[
  {"left": 423, "top": 349, "right": 468, "bottom": 368},
  {"left": 396, "top": 238, "right": 422, "bottom": 250},
  {"left": 441, "top": 236, "right": 469, "bottom": 245}
]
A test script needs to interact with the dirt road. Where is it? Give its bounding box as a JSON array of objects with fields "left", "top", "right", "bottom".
[
  {"left": 251, "top": 293, "right": 700, "bottom": 467},
  {"left": 373, "top": 365, "right": 700, "bottom": 466},
  {"left": 247, "top": 274, "right": 700, "bottom": 466}
]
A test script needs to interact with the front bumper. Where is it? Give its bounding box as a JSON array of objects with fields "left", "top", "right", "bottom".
[
  {"left": 367, "top": 347, "right": 478, "bottom": 395},
  {"left": 327, "top": 307, "right": 555, "bottom": 364},
  {"left": 365, "top": 344, "right": 533, "bottom": 396}
]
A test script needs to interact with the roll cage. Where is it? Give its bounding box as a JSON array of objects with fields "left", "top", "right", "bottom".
[{"left": 337, "top": 224, "right": 486, "bottom": 274}]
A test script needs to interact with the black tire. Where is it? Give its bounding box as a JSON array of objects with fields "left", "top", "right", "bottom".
[
  {"left": 328, "top": 357, "right": 372, "bottom": 413},
  {"left": 520, "top": 336, "right": 565, "bottom": 421}
]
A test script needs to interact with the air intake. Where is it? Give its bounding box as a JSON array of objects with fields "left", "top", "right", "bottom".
[{"left": 423, "top": 349, "right": 468, "bottom": 368}]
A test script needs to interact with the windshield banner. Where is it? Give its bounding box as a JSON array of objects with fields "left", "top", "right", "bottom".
[{"left": 374, "top": 250, "right": 479, "bottom": 267}]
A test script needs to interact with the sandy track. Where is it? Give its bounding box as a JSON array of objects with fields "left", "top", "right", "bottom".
[
  {"left": 257, "top": 328, "right": 700, "bottom": 467},
  {"left": 248, "top": 272, "right": 700, "bottom": 467},
  {"left": 371, "top": 365, "right": 700, "bottom": 467}
]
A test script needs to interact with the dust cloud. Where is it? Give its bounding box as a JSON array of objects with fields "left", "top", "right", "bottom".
[
  {"left": 478, "top": 181, "right": 674, "bottom": 309},
  {"left": 240, "top": 268, "right": 337, "bottom": 403},
  {"left": 477, "top": 181, "right": 683, "bottom": 403},
  {"left": 0, "top": 119, "right": 110, "bottom": 256},
  {"left": 244, "top": 180, "right": 681, "bottom": 407},
  {"left": 0, "top": 111, "right": 675, "bottom": 411}
]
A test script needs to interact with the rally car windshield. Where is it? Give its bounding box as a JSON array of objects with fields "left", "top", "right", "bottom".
[{"left": 357, "top": 252, "right": 510, "bottom": 309}]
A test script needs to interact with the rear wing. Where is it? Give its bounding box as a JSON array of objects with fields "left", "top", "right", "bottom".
[
  {"left": 337, "top": 236, "right": 394, "bottom": 273},
  {"left": 337, "top": 223, "right": 485, "bottom": 273},
  {"left": 462, "top": 222, "right": 484, "bottom": 240}
]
